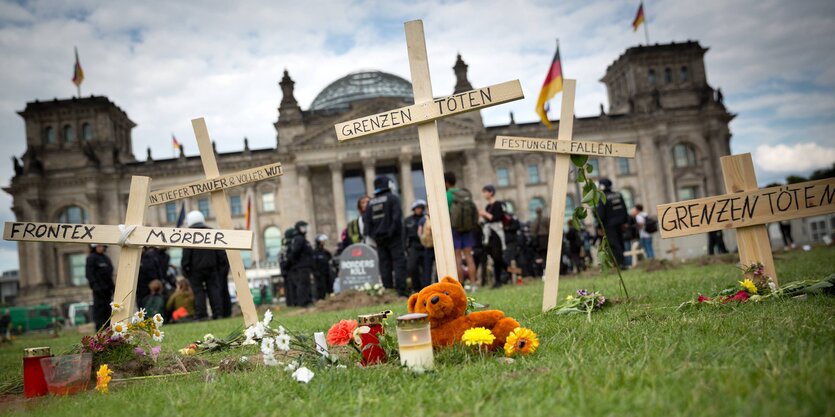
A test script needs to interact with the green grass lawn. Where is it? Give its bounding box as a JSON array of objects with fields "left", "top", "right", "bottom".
[{"left": 2, "top": 247, "right": 834, "bottom": 417}]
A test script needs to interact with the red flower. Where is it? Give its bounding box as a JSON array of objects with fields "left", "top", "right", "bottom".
[
  {"left": 723, "top": 290, "right": 749, "bottom": 304},
  {"left": 697, "top": 294, "right": 710, "bottom": 303},
  {"left": 327, "top": 319, "right": 358, "bottom": 346}
]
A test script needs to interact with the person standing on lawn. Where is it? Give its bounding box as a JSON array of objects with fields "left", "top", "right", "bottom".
[
  {"left": 479, "top": 184, "right": 507, "bottom": 288},
  {"left": 631, "top": 204, "right": 655, "bottom": 259},
  {"left": 445, "top": 171, "right": 479, "bottom": 291},
  {"left": 287, "top": 221, "right": 315, "bottom": 307},
  {"left": 364, "top": 176, "right": 409, "bottom": 297},
  {"left": 404, "top": 199, "right": 427, "bottom": 292},
  {"left": 181, "top": 211, "right": 230, "bottom": 320},
  {"left": 312, "top": 234, "right": 333, "bottom": 300},
  {"left": 85, "top": 244, "right": 115, "bottom": 329},
  {"left": 596, "top": 178, "right": 629, "bottom": 269},
  {"left": 341, "top": 195, "right": 371, "bottom": 250}
]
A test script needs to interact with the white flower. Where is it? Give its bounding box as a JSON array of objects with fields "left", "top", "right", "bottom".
[
  {"left": 134, "top": 308, "right": 147, "bottom": 321},
  {"left": 275, "top": 333, "right": 291, "bottom": 351},
  {"left": 263, "top": 310, "right": 273, "bottom": 327},
  {"left": 292, "top": 367, "right": 314, "bottom": 383},
  {"left": 203, "top": 333, "right": 216, "bottom": 342},
  {"left": 352, "top": 326, "right": 370, "bottom": 345},
  {"left": 260, "top": 337, "right": 275, "bottom": 357},
  {"left": 152, "top": 329, "right": 164, "bottom": 342},
  {"left": 152, "top": 314, "right": 164, "bottom": 328},
  {"left": 239, "top": 356, "right": 249, "bottom": 363},
  {"left": 768, "top": 280, "right": 778, "bottom": 293},
  {"left": 242, "top": 336, "right": 256, "bottom": 346},
  {"left": 284, "top": 361, "right": 299, "bottom": 372},
  {"left": 253, "top": 322, "right": 266, "bottom": 339},
  {"left": 277, "top": 325, "right": 287, "bottom": 336},
  {"left": 336, "top": 364, "right": 347, "bottom": 369},
  {"left": 263, "top": 355, "right": 279, "bottom": 366},
  {"left": 130, "top": 315, "right": 140, "bottom": 324},
  {"left": 110, "top": 302, "right": 124, "bottom": 312},
  {"left": 111, "top": 321, "right": 127, "bottom": 336}
]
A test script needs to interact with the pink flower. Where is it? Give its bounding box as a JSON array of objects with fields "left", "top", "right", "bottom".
[
  {"left": 150, "top": 346, "right": 162, "bottom": 360},
  {"left": 326, "top": 320, "right": 358, "bottom": 346},
  {"left": 135, "top": 347, "right": 146, "bottom": 356}
]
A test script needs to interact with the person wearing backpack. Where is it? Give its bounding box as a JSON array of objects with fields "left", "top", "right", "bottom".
[
  {"left": 479, "top": 184, "right": 507, "bottom": 288},
  {"left": 364, "top": 176, "right": 409, "bottom": 297},
  {"left": 417, "top": 209, "right": 435, "bottom": 285},
  {"left": 596, "top": 178, "right": 629, "bottom": 269},
  {"left": 444, "top": 171, "right": 478, "bottom": 291},
  {"left": 632, "top": 204, "right": 656, "bottom": 259}
]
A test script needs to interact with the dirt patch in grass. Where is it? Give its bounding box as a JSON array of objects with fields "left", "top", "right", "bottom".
[
  {"left": 638, "top": 259, "right": 680, "bottom": 273},
  {"left": 311, "top": 291, "right": 404, "bottom": 312},
  {"left": 694, "top": 254, "right": 739, "bottom": 266}
]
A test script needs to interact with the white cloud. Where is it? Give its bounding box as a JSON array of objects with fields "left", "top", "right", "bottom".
[{"left": 754, "top": 143, "right": 835, "bottom": 173}]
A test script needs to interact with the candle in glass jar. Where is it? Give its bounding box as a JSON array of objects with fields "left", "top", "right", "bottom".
[
  {"left": 396, "top": 313, "right": 433, "bottom": 369},
  {"left": 23, "top": 347, "right": 51, "bottom": 398}
]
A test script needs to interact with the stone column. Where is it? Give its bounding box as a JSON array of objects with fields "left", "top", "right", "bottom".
[
  {"left": 296, "top": 165, "right": 317, "bottom": 234},
  {"left": 544, "top": 157, "right": 555, "bottom": 208},
  {"left": 514, "top": 157, "right": 529, "bottom": 219},
  {"left": 399, "top": 154, "right": 415, "bottom": 214},
  {"left": 330, "top": 162, "right": 347, "bottom": 233},
  {"left": 363, "top": 159, "right": 376, "bottom": 196}
]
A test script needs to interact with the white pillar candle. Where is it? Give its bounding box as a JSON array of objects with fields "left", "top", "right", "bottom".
[{"left": 396, "top": 313, "right": 433, "bottom": 369}]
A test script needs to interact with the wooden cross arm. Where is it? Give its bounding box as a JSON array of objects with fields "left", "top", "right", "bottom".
[
  {"left": 147, "top": 162, "right": 283, "bottom": 206},
  {"left": 656, "top": 177, "right": 835, "bottom": 238},
  {"left": 335, "top": 80, "right": 524, "bottom": 141},
  {"left": 3, "top": 222, "right": 253, "bottom": 250},
  {"left": 494, "top": 136, "right": 636, "bottom": 158}
]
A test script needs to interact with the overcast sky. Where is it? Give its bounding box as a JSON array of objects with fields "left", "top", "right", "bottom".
[{"left": 1, "top": 0, "right": 834, "bottom": 271}]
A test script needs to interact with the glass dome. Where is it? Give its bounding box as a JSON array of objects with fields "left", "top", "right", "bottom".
[{"left": 310, "top": 71, "right": 414, "bottom": 111}]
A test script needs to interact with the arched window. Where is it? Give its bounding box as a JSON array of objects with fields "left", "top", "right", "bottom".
[
  {"left": 621, "top": 188, "right": 635, "bottom": 211},
  {"left": 673, "top": 143, "right": 697, "bottom": 168},
  {"left": 496, "top": 167, "right": 511, "bottom": 187},
  {"left": 680, "top": 66, "right": 689, "bottom": 82},
  {"left": 647, "top": 69, "right": 656, "bottom": 85},
  {"left": 82, "top": 123, "right": 93, "bottom": 141},
  {"left": 528, "top": 197, "right": 545, "bottom": 220},
  {"left": 45, "top": 127, "right": 56, "bottom": 144},
  {"left": 264, "top": 226, "right": 282, "bottom": 263},
  {"left": 664, "top": 68, "right": 672, "bottom": 84},
  {"left": 527, "top": 164, "right": 540, "bottom": 184},
  {"left": 58, "top": 205, "right": 88, "bottom": 224},
  {"left": 64, "top": 125, "right": 74, "bottom": 143}
]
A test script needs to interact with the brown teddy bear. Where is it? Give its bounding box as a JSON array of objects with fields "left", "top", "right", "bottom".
[{"left": 407, "top": 276, "right": 520, "bottom": 350}]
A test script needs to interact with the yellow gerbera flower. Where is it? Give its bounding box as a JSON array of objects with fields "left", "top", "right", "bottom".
[
  {"left": 461, "top": 327, "right": 495, "bottom": 347},
  {"left": 739, "top": 279, "right": 758, "bottom": 294},
  {"left": 96, "top": 364, "right": 113, "bottom": 393},
  {"left": 504, "top": 327, "right": 540, "bottom": 357}
]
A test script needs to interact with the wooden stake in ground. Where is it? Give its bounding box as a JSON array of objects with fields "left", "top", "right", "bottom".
[
  {"left": 657, "top": 153, "right": 835, "bottom": 284},
  {"left": 666, "top": 242, "right": 680, "bottom": 261},
  {"left": 624, "top": 241, "right": 646, "bottom": 266},
  {"left": 492, "top": 79, "right": 638, "bottom": 311},
  {"left": 334, "top": 20, "right": 524, "bottom": 280},
  {"left": 3, "top": 176, "right": 253, "bottom": 324},
  {"left": 187, "top": 117, "right": 263, "bottom": 326},
  {"left": 507, "top": 260, "right": 523, "bottom": 285}
]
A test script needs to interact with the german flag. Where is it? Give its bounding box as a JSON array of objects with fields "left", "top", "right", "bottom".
[
  {"left": 535, "top": 44, "right": 563, "bottom": 129},
  {"left": 72, "top": 47, "right": 84, "bottom": 87},
  {"left": 632, "top": 2, "right": 645, "bottom": 32},
  {"left": 245, "top": 195, "right": 252, "bottom": 230},
  {"left": 172, "top": 134, "right": 181, "bottom": 151}
]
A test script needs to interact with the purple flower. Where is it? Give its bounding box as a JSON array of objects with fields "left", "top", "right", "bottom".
[
  {"left": 150, "top": 346, "right": 162, "bottom": 360},
  {"left": 135, "top": 347, "right": 146, "bottom": 356},
  {"left": 577, "top": 289, "right": 588, "bottom": 297},
  {"left": 596, "top": 295, "right": 606, "bottom": 307}
]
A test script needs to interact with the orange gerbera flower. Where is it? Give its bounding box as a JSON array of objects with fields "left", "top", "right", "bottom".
[{"left": 504, "top": 327, "right": 539, "bottom": 357}]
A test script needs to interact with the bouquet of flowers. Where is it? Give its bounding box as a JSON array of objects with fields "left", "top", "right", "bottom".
[
  {"left": 83, "top": 305, "right": 166, "bottom": 366},
  {"left": 360, "top": 282, "right": 386, "bottom": 297},
  {"left": 549, "top": 289, "right": 607, "bottom": 322},
  {"left": 679, "top": 264, "right": 835, "bottom": 309}
]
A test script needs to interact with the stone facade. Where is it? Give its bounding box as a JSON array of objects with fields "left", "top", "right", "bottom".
[{"left": 6, "top": 41, "right": 737, "bottom": 307}]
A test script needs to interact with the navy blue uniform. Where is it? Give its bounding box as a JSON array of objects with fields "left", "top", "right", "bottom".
[
  {"left": 364, "top": 190, "right": 408, "bottom": 296},
  {"left": 85, "top": 251, "right": 114, "bottom": 329}
]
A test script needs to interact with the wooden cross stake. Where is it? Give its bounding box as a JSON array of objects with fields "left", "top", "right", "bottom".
[
  {"left": 334, "top": 20, "right": 525, "bottom": 280},
  {"left": 506, "top": 260, "right": 523, "bottom": 285},
  {"left": 657, "top": 153, "right": 835, "bottom": 285},
  {"left": 492, "top": 79, "right": 637, "bottom": 311},
  {"left": 624, "top": 241, "right": 646, "bottom": 265},
  {"left": 2, "top": 176, "right": 253, "bottom": 324}
]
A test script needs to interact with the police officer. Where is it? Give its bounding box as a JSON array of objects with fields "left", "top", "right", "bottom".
[
  {"left": 596, "top": 178, "right": 629, "bottom": 269},
  {"left": 363, "top": 176, "right": 408, "bottom": 297},
  {"left": 404, "top": 199, "right": 427, "bottom": 291},
  {"left": 312, "top": 234, "right": 333, "bottom": 300},
  {"left": 288, "top": 221, "right": 314, "bottom": 307},
  {"left": 85, "top": 244, "right": 115, "bottom": 329},
  {"left": 181, "top": 211, "right": 230, "bottom": 320}
]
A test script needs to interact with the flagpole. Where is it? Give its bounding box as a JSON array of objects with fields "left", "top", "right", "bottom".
[{"left": 643, "top": 2, "right": 650, "bottom": 44}]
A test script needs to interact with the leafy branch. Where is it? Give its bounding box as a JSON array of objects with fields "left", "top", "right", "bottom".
[{"left": 569, "top": 154, "right": 630, "bottom": 300}]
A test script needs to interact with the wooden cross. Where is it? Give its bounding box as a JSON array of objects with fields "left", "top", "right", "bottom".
[
  {"left": 151, "top": 117, "right": 279, "bottom": 326},
  {"left": 657, "top": 153, "right": 835, "bottom": 285},
  {"left": 492, "top": 79, "right": 637, "bottom": 311},
  {"left": 506, "top": 260, "right": 523, "bottom": 285},
  {"left": 2, "top": 176, "right": 253, "bottom": 324},
  {"left": 334, "top": 20, "right": 524, "bottom": 280},
  {"left": 624, "top": 241, "right": 646, "bottom": 265},
  {"left": 666, "top": 242, "right": 679, "bottom": 261}
]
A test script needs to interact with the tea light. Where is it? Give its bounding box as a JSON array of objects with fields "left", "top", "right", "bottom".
[{"left": 396, "top": 313, "right": 433, "bottom": 369}]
